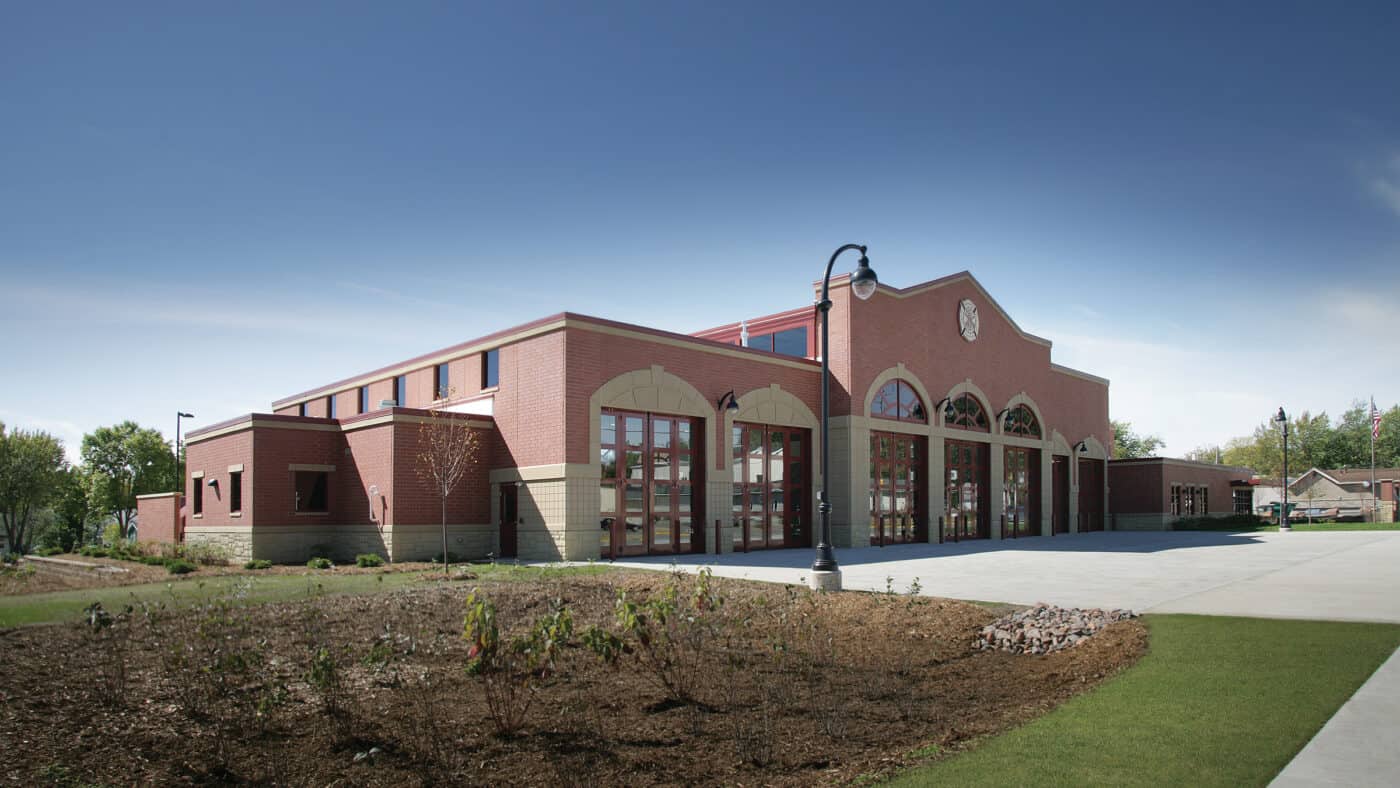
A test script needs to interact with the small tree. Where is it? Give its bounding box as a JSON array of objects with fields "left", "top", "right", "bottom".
[
  {"left": 0, "top": 422, "right": 68, "bottom": 554},
  {"left": 1111, "top": 419, "right": 1164, "bottom": 459},
  {"left": 415, "top": 395, "right": 482, "bottom": 575}
]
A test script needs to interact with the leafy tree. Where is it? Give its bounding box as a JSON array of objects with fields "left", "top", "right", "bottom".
[
  {"left": 1111, "top": 420, "right": 1164, "bottom": 459},
  {"left": 1327, "top": 401, "right": 1376, "bottom": 471},
  {"left": 0, "top": 422, "right": 68, "bottom": 554},
  {"left": 48, "top": 467, "right": 96, "bottom": 551},
  {"left": 1287, "top": 411, "right": 1333, "bottom": 471},
  {"left": 82, "top": 422, "right": 176, "bottom": 541}
]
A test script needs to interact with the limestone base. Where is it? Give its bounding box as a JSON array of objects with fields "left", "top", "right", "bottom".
[{"left": 808, "top": 569, "right": 842, "bottom": 592}]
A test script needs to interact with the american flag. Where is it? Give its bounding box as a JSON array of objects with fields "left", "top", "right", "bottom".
[{"left": 1374, "top": 398, "right": 1383, "bottom": 440}]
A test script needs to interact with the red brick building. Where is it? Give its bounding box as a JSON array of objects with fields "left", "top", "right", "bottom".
[
  {"left": 1106, "top": 458, "right": 1256, "bottom": 529},
  {"left": 178, "top": 270, "right": 1113, "bottom": 562}
]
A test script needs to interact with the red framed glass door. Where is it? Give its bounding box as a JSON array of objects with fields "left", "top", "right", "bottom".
[
  {"left": 731, "top": 423, "right": 809, "bottom": 550},
  {"left": 599, "top": 410, "right": 703, "bottom": 558},
  {"left": 869, "top": 431, "right": 926, "bottom": 545},
  {"left": 1003, "top": 447, "right": 1041, "bottom": 537},
  {"left": 943, "top": 439, "right": 990, "bottom": 540}
]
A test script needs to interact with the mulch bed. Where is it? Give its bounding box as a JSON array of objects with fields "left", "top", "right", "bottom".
[
  {"left": 0, "top": 572, "right": 1147, "bottom": 786},
  {"left": 2, "top": 555, "right": 438, "bottom": 595}
]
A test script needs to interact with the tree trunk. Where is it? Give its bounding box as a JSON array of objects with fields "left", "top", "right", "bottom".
[{"left": 441, "top": 494, "right": 449, "bottom": 577}]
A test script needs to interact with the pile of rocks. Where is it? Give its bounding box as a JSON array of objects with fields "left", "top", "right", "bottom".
[{"left": 975, "top": 603, "right": 1137, "bottom": 655}]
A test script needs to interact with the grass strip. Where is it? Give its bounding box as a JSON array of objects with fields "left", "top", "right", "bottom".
[
  {"left": 888, "top": 614, "right": 1400, "bottom": 787},
  {"left": 0, "top": 562, "right": 611, "bottom": 627}
]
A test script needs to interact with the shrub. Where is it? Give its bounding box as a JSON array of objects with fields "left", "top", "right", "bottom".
[
  {"left": 165, "top": 559, "right": 197, "bottom": 575},
  {"left": 182, "top": 542, "right": 232, "bottom": 566},
  {"left": 101, "top": 522, "right": 124, "bottom": 546},
  {"left": 79, "top": 545, "right": 109, "bottom": 558},
  {"left": 463, "top": 590, "right": 573, "bottom": 736},
  {"left": 355, "top": 553, "right": 385, "bottom": 568},
  {"left": 307, "top": 557, "right": 333, "bottom": 570},
  {"left": 244, "top": 559, "right": 273, "bottom": 570},
  {"left": 36, "top": 546, "right": 63, "bottom": 557},
  {"left": 139, "top": 555, "right": 167, "bottom": 566},
  {"left": 431, "top": 551, "right": 464, "bottom": 565},
  {"left": 584, "top": 568, "right": 726, "bottom": 706}
]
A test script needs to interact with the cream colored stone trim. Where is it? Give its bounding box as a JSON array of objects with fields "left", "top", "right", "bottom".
[
  {"left": 590, "top": 366, "right": 719, "bottom": 476},
  {"left": 862, "top": 363, "right": 936, "bottom": 423},
  {"left": 289, "top": 463, "right": 336, "bottom": 472},
  {"left": 1076, "top": 435, "right": 1107, "bottom": 460},
  {"left": 937, "top": 379, "right": 994, "bottom": 429},
  {"left": 136, "top": 492, "right": 182, "bottom": 500},
  {"left": 191, "top": 470, "right": 205, "bottom": 479},
  {"left": 996, "top": 392, "right": 1045, "bottom": 437},
  {"left": 347, "top": 413, "right": 494, "bottom": 432},
  {"left": 733, "top": 383, "right": 819, "bottom": 429},
  {"left": 1050, "top": 430, "right": 1072, "bottom": 456},
  {"left": 489, "top": 463, "right": 596, "bottom": 483},
  {"left": 1050, "top": 363, "right": 1109, "bottom": 387},
  {"left": 227, "top": 463, "right": 244, "bottom": 473}
]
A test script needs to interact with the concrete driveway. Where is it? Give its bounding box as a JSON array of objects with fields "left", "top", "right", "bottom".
[{"left": 608, "top": 530, "right": 1400, "bottom": 622}]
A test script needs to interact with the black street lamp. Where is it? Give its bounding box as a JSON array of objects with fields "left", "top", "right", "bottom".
[
  {"left": 176, "top": 412, "right": 194, "bottom": 493},
  {"left": 1274, "top": 407, "right": 1290, "bottom": 531},
  {"left": 810, "top": 244, "right": 878, "bottom": 591}
]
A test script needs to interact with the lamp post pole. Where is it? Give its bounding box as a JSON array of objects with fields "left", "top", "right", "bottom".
[
  {"left": 1276, "top": 407, "right": 1290, "bottom": 531},
  {"left": 810, "top": 244, "right": 879, "bottom": 592}
]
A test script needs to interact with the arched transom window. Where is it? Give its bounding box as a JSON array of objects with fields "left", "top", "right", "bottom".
[
  {"left": 870, "top": 379, "right": 927, "bottom": 423},
  {"left": 946, "top": 392, "right": 989, "bottom": 432},
  {"left": 1003, "top": 404, "right": 1041, "bottom": 438}
]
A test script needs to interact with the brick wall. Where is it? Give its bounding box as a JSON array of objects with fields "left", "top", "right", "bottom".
[{"left": 135, "top": 493, "right": 182, "bottom": 544}]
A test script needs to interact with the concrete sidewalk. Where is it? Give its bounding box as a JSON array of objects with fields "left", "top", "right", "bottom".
[
  {"left": 1271, "top": 646, "right": 1400, "bottom": 787},
  {"left": 596, "top": 530, "right": 1400, "bottom": 784}
]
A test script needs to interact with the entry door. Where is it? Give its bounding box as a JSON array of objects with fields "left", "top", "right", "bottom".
[
  {"left": 869, "top": 432, "right": 926, "bottom": 545},
  {"left": 1078, "top": 458, "right": 1104, "bottom": 532},
  {"left": 944, "top": 440, "right": 990, "bottom": 540},
  {"left": 1052, "top": 456, "right": 1070, "bottom": 534},
  {"left": 499, "top": 484, "right": 518, "bottom": 558},
  {"left": 598, "top": 410, "right": 702, "bottom": 559},
  {"left": 1003, "top": 447, "right": 1041, "bottom": 537},
  {"left": 731, "top": 424, "right": 810, "bottom": 551}
]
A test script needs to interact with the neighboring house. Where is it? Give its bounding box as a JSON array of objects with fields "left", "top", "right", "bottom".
[
  {"left": 1284, "top": 468, "right": 1399, "bottom": 522},
  {"left": 173, "top": 269, "right": 1114, "bottom": 564},
  {"left": 1107, "top": 458, "right": 1256, "bottom": 530}
]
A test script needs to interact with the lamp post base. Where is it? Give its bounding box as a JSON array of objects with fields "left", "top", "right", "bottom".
[
  {"left": 809, "top": 569, "right": 842, "bottom": 592},
  {"left": 1280, "top": 525, "right": 1292, "bottom": 532}
]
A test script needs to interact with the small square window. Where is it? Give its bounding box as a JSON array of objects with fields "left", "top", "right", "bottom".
[
  {"left": 298, "top": 403, "right": 307, "bottom": 417},
  {"left": 192, "top": 476, "right": 204, "bottom": 515},
  {"left": 482, "top": 349, "right": 499, "bottom": 388},
  {"left": 328, "top": 395, "right": 337, "bottom": 419},
  {"left": 230, "top": 471, "right": 242, "bottom": 514},
  {"left": 358, "top": 386, "right": 369, "bottom": 414},
  {"left": 395, "top": 375, "right": 406, "bottom": 407},
  {"left": 295, "top": 471, "right": 329, "bottom": 513}
]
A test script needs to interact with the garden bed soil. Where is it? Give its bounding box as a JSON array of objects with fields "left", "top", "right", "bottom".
[
  {"left": 2, "top": 555, "right": 440, "bottom": 595},
  {"left": 0, "top": 571, "right": 1147, "bottom": 786}
]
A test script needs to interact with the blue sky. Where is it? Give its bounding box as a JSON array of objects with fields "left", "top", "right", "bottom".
[{"left": 3, "top": 2, "right": 1398, "bottom": 461}]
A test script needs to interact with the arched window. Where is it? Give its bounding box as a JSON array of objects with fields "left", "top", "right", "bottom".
[
  {"left": 946, "top": 392, "right": 989, "bottom": 432},
  {"left": 870, "top": 380, "right": 927, "bottom": 423},
  {"left": 1003, "top": 404, "right": 1041, "bottom": 438}
]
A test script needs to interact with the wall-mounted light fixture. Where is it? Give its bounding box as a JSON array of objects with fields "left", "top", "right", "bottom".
[
  {"left": 717, "top": 390, "right": 740, "bottom": 417},
  {"left": 935, "top": 396, "right": 957, "bottom": 422},
  {"left": 996, "top": 408, "right": 1013, "bottom": 431},
  {"left": 1075, "top": 440, "right": 1088, "bottom": 453}
]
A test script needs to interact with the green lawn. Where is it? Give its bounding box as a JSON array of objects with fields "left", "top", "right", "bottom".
[
  {"left": 888, "top": 615, "right": 1400, "bottom": 787},
  {"left": 0, "top": 562, "right": 612, "bottom": 627},
  {"left": 1257, "top": 522, "right": 1400, "bottom": 532}
]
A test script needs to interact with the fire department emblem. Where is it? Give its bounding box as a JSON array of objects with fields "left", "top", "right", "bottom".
[{"left": 958, "top": 299, "right": 979, "bottom": 342}]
